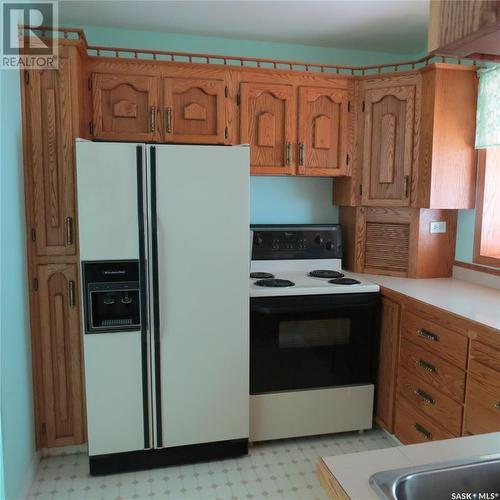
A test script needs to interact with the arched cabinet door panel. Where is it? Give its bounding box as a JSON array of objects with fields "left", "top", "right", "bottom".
[
  {"left": 92, "top": 73, "right": 160, "bottom": 141},
  {"left": 361, "top": 79, "right": 420, "bottom": 207},
  {"left": 297, "top": 86, "right": 351, "bottom": 176},
  {"left": 239, "top": 82, "right": 295, "bottom": 175},
  {"left": 163, "top": 77, "right": 226, "bottom": 144},
  {"left": 35, "top": 263, "right": 85, "bottom": 447}
]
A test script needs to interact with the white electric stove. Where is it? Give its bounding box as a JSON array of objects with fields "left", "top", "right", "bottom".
[{"left": 249, "top": 225, "right": 380, "bottom": 443}]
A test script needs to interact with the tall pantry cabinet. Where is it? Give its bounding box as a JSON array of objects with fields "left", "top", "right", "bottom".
[{"left": 21, "top": 42, "right": 87, "bottom": 447}]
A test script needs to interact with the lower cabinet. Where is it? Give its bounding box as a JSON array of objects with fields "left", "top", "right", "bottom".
[
  {"left": 34, "top": 263, "right": 85, "bottom": 447},
  {"left": 376, "top": 289, "right": 500, "bottom": 444}
]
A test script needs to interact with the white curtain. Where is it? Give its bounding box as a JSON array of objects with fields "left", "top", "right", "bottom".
[{"left": 475, "top": 65, "right": 500, "bottom": 149}]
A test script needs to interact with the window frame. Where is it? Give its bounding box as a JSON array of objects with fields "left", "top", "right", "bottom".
[{"left": 473, "top": 148, "right": 500, "bottom": 268}]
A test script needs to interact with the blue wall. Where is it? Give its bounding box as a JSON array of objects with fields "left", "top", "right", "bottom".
[
  {"left": 0, "top": 68, "right": 35, "bottom": 499},
  {"left": 455, "top": 209, "right": 477, "bottom": 263}
]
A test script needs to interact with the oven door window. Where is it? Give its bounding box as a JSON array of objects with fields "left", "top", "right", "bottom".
[{"left": 250, "top": 294, "right": 379, "bottom": 394}]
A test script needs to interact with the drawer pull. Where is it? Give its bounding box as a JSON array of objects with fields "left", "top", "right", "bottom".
[
  {"left": 416, "top": 358, "right": 437, "bottom": 373},
  {"left": 68, "top": 280, "right": 76, "bottom": 308},
  {"left": 418, "top": 328, "right": 440, "bottom": 342},
  {"left": 414, "top": 388, "right": 436, "bottom": 405},
  {"left": 414, "top": 422, "right": 432, "bottom": 440},
  {"left": 495, "top": 402, "right": 500, "bottom": 410}
]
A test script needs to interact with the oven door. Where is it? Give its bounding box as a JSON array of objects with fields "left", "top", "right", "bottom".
[{"left": 250, "top": 293, "right": 379, "bottom": 394}]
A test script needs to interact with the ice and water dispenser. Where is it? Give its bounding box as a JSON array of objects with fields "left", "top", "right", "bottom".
[{"left": 82, "top": 260, "right": 141, "bottom": 333}]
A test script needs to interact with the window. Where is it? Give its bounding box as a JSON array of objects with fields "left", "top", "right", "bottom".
[
  {"left": 474, "top": 148, "right": 500, "bottom": 267},
  {"left": 473, "top": 65, "right": 500, "bottom": 268}
]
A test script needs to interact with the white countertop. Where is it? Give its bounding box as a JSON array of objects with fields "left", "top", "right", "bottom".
[
  {"left": 355, "top": 274, "right": 500, "bottom": 333},
  {"left": 321, "top": 432, "right": 500, "bottom": 500}
]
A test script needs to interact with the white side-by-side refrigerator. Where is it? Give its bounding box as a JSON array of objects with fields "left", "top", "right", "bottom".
[{"left": 76, "top": 141, "right": 250, "bottom": 474}]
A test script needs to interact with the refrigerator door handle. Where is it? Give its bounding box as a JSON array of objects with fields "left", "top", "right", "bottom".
[
  {"left": 149, "top": 145, "right": 164, "bottom": 448},
  {"left": 136, "top": 144, "right": 153, "bottom": 449}
]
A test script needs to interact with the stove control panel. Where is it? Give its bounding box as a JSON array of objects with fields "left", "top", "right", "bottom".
[{"left": 251, "top": 225, "right": 342, "bottom": 260}]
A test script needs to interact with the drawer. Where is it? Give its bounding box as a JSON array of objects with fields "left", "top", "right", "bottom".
[
  {"left": 397, "top": 366, "right": 462, "bottom": 436},
  {"left": 399, "top": 337, "right": 466, "bottom": 402},
  {"left": 394, "top": 395, "right": 454, "bottom": 444},
  {"left": 470, "top": 341, "right": 500, "bottom": 373},
  {"left": 464, "top": 373, "right": 500, "bottom": 435},
  {"left": 401, "top": 310, "right": 468, "bottom": 368}
]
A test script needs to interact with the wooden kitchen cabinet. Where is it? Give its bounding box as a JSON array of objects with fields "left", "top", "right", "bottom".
[
  {"left": 360, "top": 76, "right": 419, "bottom": 207},
  {"left": 428, "top": 0, "right": 500, "bottom": 59},
  {"left": 239, "top": 82, "right": 295, "bottom": 175},
  {"left": 35, "top": 263, "right": 85, "bottom": 447},
  {"left": 297, "top": 86, "right": 350, "bottom": 176},
  {"left": 23, "top": 55, "right": 79, "bottom": 257},
  {"left": 92, "top": 73, "right": 160, "bottom": 141},
  {"left": 163, "top": 76, "right": 227, "bottom": 144},
  {"left": 374, "top": 296, "right": 401, "bottom": 432}
]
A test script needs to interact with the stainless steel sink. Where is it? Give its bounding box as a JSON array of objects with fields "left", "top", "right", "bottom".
[{"left": 369, "top": 453, "right": 500, "bottom": 500}]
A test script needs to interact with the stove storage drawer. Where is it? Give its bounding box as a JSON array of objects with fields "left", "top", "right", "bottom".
[
  {"left": 397, "top": 366, "right": 463, "bottom": 436},
  {"left": 394, "top": 394, "right": 455, "bottom": 444},
  {"left": 401, "top": 310, "right": 468, "bottom": 369},
  {"left": 399, "top": 338, "right": 466, "bottom": 403}
]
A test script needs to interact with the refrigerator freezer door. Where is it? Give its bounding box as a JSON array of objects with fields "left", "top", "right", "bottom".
[
  {"left": 76, "top": 141, "right": 148, "bottom": 456},
  {"left": 151, "top": 145, "right": 250, "bottom": 448}
]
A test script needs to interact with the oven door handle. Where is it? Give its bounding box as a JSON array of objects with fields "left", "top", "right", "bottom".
[{"left": 251, "top": 301, "right": 376, "bottom": 315}]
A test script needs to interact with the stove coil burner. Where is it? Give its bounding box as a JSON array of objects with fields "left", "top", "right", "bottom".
[
  {"left": 254, "top": 278, "right": 295, "bottom": 288},
  {"left": 309, "top": 270, "right": 345, "bottom": 279},
  {"left": 250, "top": 272, "right": 275, "bottom": 279},
  {"left": 328, "top": 277, "right": 361, "bottom": 285}
]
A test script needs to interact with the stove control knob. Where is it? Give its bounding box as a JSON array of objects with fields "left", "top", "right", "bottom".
[
  {"left": 255, "top": 234, "right": 264, "bottom": 246},
  {"left": 326, "top": 241, "right": 334, "bottom": 251},
  {"left": 314, "top": 234, "right": 323, "bottom": 245}
]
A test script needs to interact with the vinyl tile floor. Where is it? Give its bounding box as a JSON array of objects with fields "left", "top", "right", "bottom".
[{"left": 28, "top": 429, "right": 397, "bottom": 500}]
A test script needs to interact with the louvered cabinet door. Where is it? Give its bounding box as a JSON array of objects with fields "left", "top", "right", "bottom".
[
  {"left": 92, "top": 73, "right": 160, "bottom": 141},
  {"left": 24, "top": 58, "right": 77, "bottom": 257},
  {"left": 163, "top": 77, "right": 226, "bottom": 144},
  {"left": 361, "top": 82, "right": 418, "bottom": 206},
  {"left": 240, "top": 83, "right": 295, "bottom": 175},
  {"left": 36, "top": 263, "right": 85, "bottom": 447},
  {"left": 297, "top": 86, "right": 349, "bottom": 176}
]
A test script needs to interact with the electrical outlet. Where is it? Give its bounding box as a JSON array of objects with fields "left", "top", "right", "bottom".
[{"left": 430, "top": 221, "right": 447, "bottom": 234}]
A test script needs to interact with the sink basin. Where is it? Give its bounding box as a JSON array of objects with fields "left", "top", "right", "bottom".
[{"left": 369, "top": 454, "right": 500, "bottom": 500}]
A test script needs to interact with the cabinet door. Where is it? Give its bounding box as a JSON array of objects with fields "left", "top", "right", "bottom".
[
  {"left": 163, "top": 77, "right": 226, "bottom": 144},
  {"left": 240, "top": 83, "right": 295, "bottom": 175},
  {"left": 92, "top": 73, "right": 159, "bottom": 141},
  {"left": 361, "top": 83, "right": 417, "bottom": 206},
  {"left": 375, "top": 296, "right": 401, "bottom": 432},
  {"left": 36, "top": 263, "right": 85, "bottom": 447},
  {"left": 297, "top": 86, "right": 349, "bottom": 176},
  {"left": 24, "top": 58, "right": 77, "bottom": 257}
]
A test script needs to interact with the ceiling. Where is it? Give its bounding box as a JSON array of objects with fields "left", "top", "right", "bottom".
[{"left": 59, "top": 0, "right": 429, "bottom": 55}]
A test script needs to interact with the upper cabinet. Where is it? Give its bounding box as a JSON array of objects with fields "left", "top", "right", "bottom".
[
  {"left": 23, "top": 50, "right": 80, "bottom": 257},
  {"left": 360, "top": 76, "right": 419, "bottom": 207},
  {"left": 92, "top": 73, "right": 160, "bottom": 142},
  {"left": 428, "top": 0, "right": 500, "bottom": 59},
  {"left": 239, "top": 82, "right": 295, "bottom": 175},
  {"left": 297, "top": 86, "right": 350, "bottom": 176},
  {"left": 162, "top": 77, "right": 226, "bottom": 144},
  {"left": 335, "top": 64, "right": 477, "bottom": 209}
]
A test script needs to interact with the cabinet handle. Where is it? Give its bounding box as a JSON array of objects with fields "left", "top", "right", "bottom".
[
  {"left": 165, "top": 107, "right": 172, "bottom": 133},
  {"left": 150, "top": 106, "right": 156, "bottom": 133},
  {"left": 285, "top": 142, "right": 292, "bottom": 166},
  {"left": 68, "top": 280, "right": 76, "bottom": 308},
  {"left": 298, "top": 142, "right": 304, "bottom": 166},
  {"left": 414, "top": 388, "right": 435, "bottom": 405},
  {"left": 418, "top": 328, "right": 440, "bottom": 342},
  {"left": 414, "top": 422, "right": 432, "bottom": 440},
  {"left": 404, "top": 175, "right": 410, "bottom": 198},
  {"left": 416, "top": 358, "right": 437, "bottom": 373},
  {"left": 65, "top": 216, "right": 73, "bottom": 246},
  {"left": 495, "top": 402, "right": 500, "bottom": 410}
]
